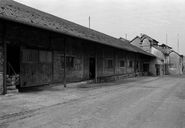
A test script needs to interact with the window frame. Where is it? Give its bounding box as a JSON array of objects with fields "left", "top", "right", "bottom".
[
  {"left": 129, "top": 60, "right": 133, "bottom": 68},
  {"left": 120, "top": 60, "right": 125, "bottom": 68},
  {"left": 61, "top": 56, "right": 75, "bottom": 70},
  {"left": 105, "top": 58, "right": 113, "bottom": 69}
]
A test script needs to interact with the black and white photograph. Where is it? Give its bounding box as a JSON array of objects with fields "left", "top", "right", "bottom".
[{"left": 0, "top": 0, "right": 185, "bottom": 127}]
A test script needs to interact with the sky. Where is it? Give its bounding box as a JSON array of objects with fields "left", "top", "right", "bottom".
[{"left": 15, "top": 0, "right": 185, "bottom": 55}]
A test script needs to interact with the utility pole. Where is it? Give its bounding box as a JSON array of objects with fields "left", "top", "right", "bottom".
[
  {"left": 166, "top": 33, "right": 168, "bottom": 45},
  {"left": 177, "top": 33, "right": 180, "bottom": 74},
  {"left": 89, "top": 16, "right": 91, "bottom": 29},
  {"left": 125, "top": 34, "right": 127, "bottom": 40},
  {"left": 177, "top": 33, "right": 180, "bottom": 53},
  {"left": 164, "top": 33, "right": 168, "bottom": 75}
]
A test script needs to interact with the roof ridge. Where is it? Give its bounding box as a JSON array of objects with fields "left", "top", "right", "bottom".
[{"left": 0, "top": 0, "right": 155, "bottom": 57}]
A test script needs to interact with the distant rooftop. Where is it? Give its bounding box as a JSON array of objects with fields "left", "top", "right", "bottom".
[
  {"left": 119, "top": 37, "right": 155, "bottom": 56},
  {"left": 159, "top": 44, "right": 172, "bottom": 49},
  {"left": 140, "top": 34, "right": 159, "bottom": 45}
]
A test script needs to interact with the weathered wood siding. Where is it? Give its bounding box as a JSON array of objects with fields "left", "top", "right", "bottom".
[
  {"left": 53, "top": 51, "right": 64, "bottom": 82},
  {"left": 20, "top": 48, "right": 53, "bottom": 87},
  {"left": 0, "top": 20, "right": 152, "bottom": 88},
  {"left": 65, "top": 38, "right": 84, "bottom": 82}
]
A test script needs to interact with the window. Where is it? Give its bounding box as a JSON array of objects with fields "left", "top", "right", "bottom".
[
  {"left": 39, "top": 50, "right": 52, "bottom": 63},
  {"left": 61, "top": 56, "right": 75, "bottom": 69},
  {"left": 120, "top": 60, "right": 125, "bottom": 67},
  {"left": 22, "top": 49, "right": 38, "bottom": 63},
  {"left": 129, "top": 61, "right": 133, "bottom": 68},
  {"left": 105, "top": 59, "right": 113, "bottom": 69},
  {"left": 60, "top": 56, "right": 64, "bottom": 69},
  {"left": 66, "top": 56, "right": 74, "bottom": 69},
  {"left": 108, "top": 60, "right": 113, "bottom": 68}
]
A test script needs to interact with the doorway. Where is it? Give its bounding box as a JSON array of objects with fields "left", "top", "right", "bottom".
[
  {"left": 89, "top": 57, "right": 95, "bottom": 79},
  {"left": 143, "top": 63, "right": 149, "bottom": 75},
  {"left": 7, "top": 43, "right": 20, "bottom": 87},
  {"left": 155, "top": 64, "right": 160, "bottom": 76},
  {"left": 143, "top": 64, "right": 149, "bottom": 72}
]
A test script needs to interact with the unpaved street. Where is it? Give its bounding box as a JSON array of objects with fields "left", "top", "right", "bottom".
[{"left": 1, "top": 76, "right": 185, "bottom": 128}]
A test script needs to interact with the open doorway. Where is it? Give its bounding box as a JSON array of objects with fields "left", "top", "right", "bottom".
[
  {"left": 7, "top": 43, "right": 20, "bottom": 87},
  {"left": 155, "top": 64, "right": 160, "bottom": 76},
  {"left": 143, "top": 63, "right": 149, "bottom": 75},
  {"left": 89, "top": 57, "right": 95, "bottom": 79}
]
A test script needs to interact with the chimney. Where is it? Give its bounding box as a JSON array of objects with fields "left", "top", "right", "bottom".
[{"left": 140, "top": 33, "right": 143, "bottom": 37}]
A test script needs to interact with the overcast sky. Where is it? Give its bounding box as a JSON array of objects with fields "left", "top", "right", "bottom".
[{"left": 15, "top": 0, "right": 185, "bottom": 55}]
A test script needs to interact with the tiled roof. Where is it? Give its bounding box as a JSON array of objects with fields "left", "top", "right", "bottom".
[
  {"left": 119, "top": 38, "right": 155, "bottom": 57},
  {"left": 153, "top": 46, "right": 172, "bottom": 55},
  {"left": 0, "top": 0, "right": 154, "bottom": 57},
  {"left": 130, "top": 36, "right": 140, "bottom": 43},
  {"left": 140, "top": 34, "right": 159, "bottom": 44},
  {"left": 169, "top": 50, "right": 183, "bottom": 57},
  {"left": 159, "top": 44, "right": 172, "bottom": 49}
]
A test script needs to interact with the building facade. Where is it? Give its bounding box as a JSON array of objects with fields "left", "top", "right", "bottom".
[
  {"left": 130, "top": 35, "right": 165, "bottom": 76},
  {"left": 130, "top": 34, "right": 184, "bottom": 76},
  {"left": 0, "top": 0, "right": 155, "bottom": 94},
  {"left": 169, "top": 51, "right": 183, "bottom": 75}
]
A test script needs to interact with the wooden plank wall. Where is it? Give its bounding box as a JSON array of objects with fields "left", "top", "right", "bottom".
[{"left": 2, "top": 21, "right": 150, "bottom": 87}]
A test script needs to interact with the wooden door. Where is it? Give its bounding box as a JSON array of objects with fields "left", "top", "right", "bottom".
[{"left": 20, "top": 48, "right": 52, "bottom": 87}]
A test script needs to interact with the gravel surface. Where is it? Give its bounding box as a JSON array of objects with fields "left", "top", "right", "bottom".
[{"left": 0, "top": 76, "right": 185, "bottom": 128}]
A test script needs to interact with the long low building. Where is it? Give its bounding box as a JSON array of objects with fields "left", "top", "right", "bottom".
[{"left": 0, "top": 0, "right": 155, "bottom": 94}]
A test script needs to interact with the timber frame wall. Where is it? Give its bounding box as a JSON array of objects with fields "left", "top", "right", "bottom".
[{"left": 0, "top": 19, "right": 152, "bottom": 92}]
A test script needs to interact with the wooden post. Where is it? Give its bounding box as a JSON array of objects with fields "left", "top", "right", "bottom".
[
  {"left": 95, "top": 45, "right": 98, "bottom": 83},
  {"left": 134, "top": 54, "right": 136, "bottom": 76},
  {"left": 49, "top": 32, "right": 54, "bottom": 83},
  {"left": 2, "top": 21, "right": 7, "bottom": 95},
  {"left": 125, "top": 53, "right": 128, "bottom": 74},
  {"left": 114, "top": 49, "right": 116, "bottom": 80},
  {"left": 63, "top": 38, "right": 66, "bottom": 87},
  {"left": 164, "top": 56, "right": 166, "bottom": 75},
  {"left": 102, "top": 46, "right": 104, "bottom": 75}
]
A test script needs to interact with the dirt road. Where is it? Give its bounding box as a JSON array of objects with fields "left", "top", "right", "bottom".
[{"left": 1, "top": 76, "right": 185, "bottom": 128}]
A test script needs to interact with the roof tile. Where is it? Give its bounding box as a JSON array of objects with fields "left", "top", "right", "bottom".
[{"left": 0, "top": 0, "right": 154, "bottom": 57}]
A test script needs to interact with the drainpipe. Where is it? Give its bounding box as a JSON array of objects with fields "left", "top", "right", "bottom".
[{"left": 2, "top": 21, "right": 7, "bottom": 95}]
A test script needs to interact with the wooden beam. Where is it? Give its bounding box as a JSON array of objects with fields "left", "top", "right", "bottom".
[{"left": 2, "top": 21, "right": 7, "bottom": 95}]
